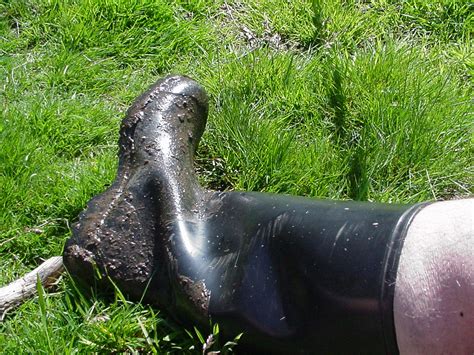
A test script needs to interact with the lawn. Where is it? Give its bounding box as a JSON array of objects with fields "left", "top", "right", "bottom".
[{"left": 0, "top": 0, "right": 472, "bottom": 352}]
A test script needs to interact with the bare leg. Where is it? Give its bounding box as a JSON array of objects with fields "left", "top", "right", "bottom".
[{"left": 394, "top": 199, "right": 474, "bottom": 354}]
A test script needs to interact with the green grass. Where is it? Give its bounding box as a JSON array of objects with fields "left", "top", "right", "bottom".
[{"left": 1, "top": 0, "right": 472, "bottom": 352}]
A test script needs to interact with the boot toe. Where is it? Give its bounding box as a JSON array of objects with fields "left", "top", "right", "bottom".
[{"left": 157, "top": 75, "right": 208, "bottom": 108}]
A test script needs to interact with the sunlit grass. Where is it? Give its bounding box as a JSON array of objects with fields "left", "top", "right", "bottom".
[{"left": 1, "top": 0, "right": 472, "bottom": 352}]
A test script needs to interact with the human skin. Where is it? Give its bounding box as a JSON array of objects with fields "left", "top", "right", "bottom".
[{"left": 394, "top": 199, "right": 474, "bottom": 354}]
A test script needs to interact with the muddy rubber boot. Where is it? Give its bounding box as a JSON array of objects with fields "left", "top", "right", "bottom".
[
  {"left": 64, "top": 76, "right": 428, "bottom": 354},
  {"left": 63, "top": 76, "right": 211, "bottom": 322}
]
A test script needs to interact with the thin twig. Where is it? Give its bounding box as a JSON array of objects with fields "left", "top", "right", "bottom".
[{"left": 0, "top": 256, "right": 64, "bottom": 321}]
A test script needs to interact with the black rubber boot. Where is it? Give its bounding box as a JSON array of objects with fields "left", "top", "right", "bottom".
[
  {"left": 64, "top": 76, "right": 428, "bottom": 354},
  {"left": 63, "top": 75, "right": 211, "bottom": 325}
]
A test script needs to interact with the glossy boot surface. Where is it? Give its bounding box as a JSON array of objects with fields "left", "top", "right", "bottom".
[
  {"left": 63, "top": 75, "right": 211, "bottom": 325},
  {"left": 63, "top": 76, "right": 427, "bottom": 353}
]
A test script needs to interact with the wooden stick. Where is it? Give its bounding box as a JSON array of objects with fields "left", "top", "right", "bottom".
[{"left": 0, "top": 256, "right": 64, "bottom": 321}]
